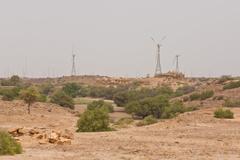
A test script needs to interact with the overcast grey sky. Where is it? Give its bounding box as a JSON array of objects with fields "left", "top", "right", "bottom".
[{"left": 0, "top": 0, "right": 239, "bottom": 78}]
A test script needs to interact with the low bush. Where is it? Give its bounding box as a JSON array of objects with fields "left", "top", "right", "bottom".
[
  {"left": 223, "top": 81, "right": 240, "bottom": 90},
  {"left": 161, "top": 101, "right": 186, "bottom": 119},
  {"left": 62, "top": 83, "right": 80, "bottom": 98},
  {"left": 87, "top": 100, "right": 114, "bottom": 113},
  {"left": 214, "top": 108, "right": 234, "bottom": 119},
  {"left": 175, "top": 85, "right": 195, "bottom": 97},
  {"left": 224, "top": 99, "right": 240, "bottom": 108},
  {"left": 38, "top": 83, "right": 54, "bottom": 95},
  {"left": 125, "top": 95, "right": 170, "bottom": 119},
  {"left": 36, "top": 94, "right": 47, "bottom": 102},
  {"left": 114, "top": 118, "right": 134, "bottom": 128},
  {"left": 200, "top": 90, "right": 214, "bottom": 100},
  {"left": 136, "top": 115, "right": 158, "bottom": 127},
  {"left": 50, "top": 90, "right": 74, "bottom": 109},
  {"left": 0, "top": 88, "right": 20, "bottom": 101},
  {"left": 76, "top": 108, "right": 111, "bottom": 132},
  {"left": 0, "top": 131, "right": 22, "bottom": 155},
  {"left": 189, "top": 92, "right": 201, "bottom": 101},
  {"left": 217, "top": 76, "right": 233, "bottom": 84},
  {"left": 1, "top": 75, "right": 22, "bottom": 87},
  {"left": 189, "top": 90, "right": 214, "bottom": 101},
  {"left": 113, "top": 86, "right": 173, "bottom": 107}
]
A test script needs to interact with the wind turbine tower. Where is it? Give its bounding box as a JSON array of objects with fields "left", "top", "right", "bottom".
[{"left": 151, "top": 36, "right": 166, "bottom": 77}]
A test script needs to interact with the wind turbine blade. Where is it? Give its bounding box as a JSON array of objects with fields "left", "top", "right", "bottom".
[
  {"left": 160, "top": 36, "right": 167, "bottom": 42},
  {"left": 150, "top": 37, "right": 157, "bottom": 44}
]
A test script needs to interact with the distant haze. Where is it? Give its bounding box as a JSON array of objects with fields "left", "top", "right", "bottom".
[{"left": 0, "top": 0, "right": 239, "bottom": 78}]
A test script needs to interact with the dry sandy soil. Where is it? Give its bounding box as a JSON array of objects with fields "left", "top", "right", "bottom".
[{"left": 1, "top": 98, "right": 240, "bottom": 160}]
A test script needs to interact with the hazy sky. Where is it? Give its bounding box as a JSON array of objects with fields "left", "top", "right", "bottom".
[{"left": 0, "top": 0, "right": 239, "bottom": 78}]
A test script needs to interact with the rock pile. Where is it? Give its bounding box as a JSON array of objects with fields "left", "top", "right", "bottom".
[{"left": 8, "top": 127, "right": 73, "bottom": 145}]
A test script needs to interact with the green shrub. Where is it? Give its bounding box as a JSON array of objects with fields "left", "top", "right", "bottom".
[
  {"left": 200, "top": 90, "right": 214, "bottom": 100},
  {"left": 125, "top": 96, "right": 169, "bottom": 119},
  {"left": 113, "top": 86, "right": 173, "bottom": 107},
  {"left": 0, "top": 87, "right": 20, "bottom": 101},
  {"left": 189, "top": 92, "right": 201, "bottom": 101},
  {"left": 62, "top": 83, "right": 80, "bottom": 98},
  {"left": 36, "top": 94, "right": 47, "bottom": 102},
  {"left": 39, "top": 83, "right": 54, "bottom": 95},
  {"left": 161, "top": 101, "right": 186, "bottom": 119},
  {"left": 162, "top": 102, "right": 200, "bottom": 119},
  {"left": 1, "top": 75, "right": 21, "bottom": 86},
  {"left": 50, "top": 90, "right": 74, "bottom": 109},
  {"left": 87, "top": 100, "right": 114, "bottom": 113},
  {"left": 223, "top": 81, "right": 240, "bottom": 90},
  {"left": 214, "top": 108, "right": 234, "bottom": 119},
  {"left": 224, "top": 99, "right": 240, "bottom": 108},
  {"left": 136, "top": 115, "right": 158, "bottom": 127},
  {"left": 189, "top": 90, "right": 214, "bottom": 101},
  {"left": 76, "top": 108, "right": 111, "bottom": 132},
  {"left": 175, "top": 85, "right": 195, "bottom": 97},
  {"left": 0, "top": 131, "right": 22, "bottom": 155}
]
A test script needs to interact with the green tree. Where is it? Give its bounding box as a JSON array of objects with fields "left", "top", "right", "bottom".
[{"left": 20, "top": 87, "right": 39, "bottom": 114}]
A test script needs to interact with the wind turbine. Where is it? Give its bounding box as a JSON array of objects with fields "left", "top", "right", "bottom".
[{"left": 151, "top": 36, "right": 166, "bottom": 77}]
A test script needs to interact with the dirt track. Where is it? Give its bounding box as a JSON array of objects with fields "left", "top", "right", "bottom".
[{"left": 1, "top": 100, "right": 240, "bottom": 160}]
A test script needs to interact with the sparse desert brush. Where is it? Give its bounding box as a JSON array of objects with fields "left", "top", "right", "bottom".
[
  {"left": 214, "top": 108, "right": 234, "bottom": 119},
  {"left": 76, "top": 108, "right": 112, "bottom": 132},
  {"left": 223, "top": 81, "right": 240, "bottom": 90},
  {"left": 224, "top": 99, "right": 240, "bottom": 108},
  {"left": 217, "top": 76, "right": 233, "bottom": 84},
  {"left": 136, "top": 115, "right": 158, "bottom": 127},
  {"left": 0, "top": 131, "right": 22, "bottom": 155},
  {"left": 114, "top": 118, "right": 134, "bottom": 128},
  {"left": 213, "top": 95, "right": 224, "bottom": 101},
  {"left": 87, "top": 100, "right": 114, "bottom": 113}
]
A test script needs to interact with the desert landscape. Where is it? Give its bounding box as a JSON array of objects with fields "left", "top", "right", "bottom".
[
  {"left": 1, "top": 75, "right": 240, "bottom": 160},
  {"left": 1, "top": 1, "right": 240, "bottom": 160}
]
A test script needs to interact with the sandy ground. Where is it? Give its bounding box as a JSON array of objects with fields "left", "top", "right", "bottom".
[{"left": 0, "top": 100, "right": 240, "bottom": 160}]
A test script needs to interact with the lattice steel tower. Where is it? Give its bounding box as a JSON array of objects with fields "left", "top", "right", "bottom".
[
  {"left": 155, "top": 44, "right": 162, "bottom": 76},
  {"left": 151, "top": 36, "right": 166, "bottom": 77},
  {"left": 175, "top": 55, "right": 180, "bottom": 73},
  {"left": 71, "top": 54, "right": 76, "bottom": 76}
]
